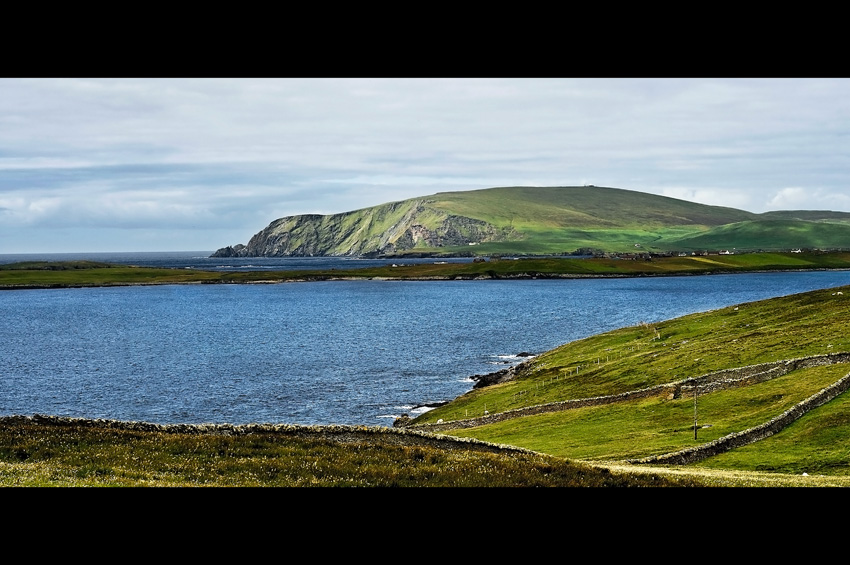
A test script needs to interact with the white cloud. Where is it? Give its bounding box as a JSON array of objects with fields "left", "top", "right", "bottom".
[{"left": 768, "top": 187, "right": 850, "bottom": 211}]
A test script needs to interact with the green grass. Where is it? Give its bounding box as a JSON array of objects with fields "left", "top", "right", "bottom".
[
  {"left": 691, "top": 389, "right": 850, "bottom": 476},
  {"left": 440, "top": 364, "right": 849, "bottom": 461},
  {"left": 0, "top": 264, "right": 223, "bottom": 286},
  {"left": 667, "top": 219, "right": 850, "bottom": 252},
  {"left": 0, "top": 417, "right": 702, "bottom": 487},
  {"left": 428, "top": 186, "right": 758, "bottom": 229},
  {"left": 398, "top": 186, "right": 850, "bottom": 254},
  {"left": 414, "top": 283, "right": 850, "bottom": 425}
]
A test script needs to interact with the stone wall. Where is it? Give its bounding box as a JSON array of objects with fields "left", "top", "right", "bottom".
[
  {"left": 404, "top": 352, "right": 850, "bottom": 434},
  {"left": 630, "top": 367, "right": 850, "bottom": 465}
]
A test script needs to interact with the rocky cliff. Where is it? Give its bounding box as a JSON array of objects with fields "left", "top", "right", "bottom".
[{"left": 213, "top": 198, "right": 520, "bottom": 257}]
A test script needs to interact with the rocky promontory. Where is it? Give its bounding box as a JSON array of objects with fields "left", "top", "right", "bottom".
[{"left": 212, "top": 199, "right": 519, "bottom": 258}]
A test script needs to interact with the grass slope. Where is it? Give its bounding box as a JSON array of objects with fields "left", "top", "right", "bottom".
[
  {"left": 391, "top": 185, "right": 765, "bottom": 254},
  {"left": 667, "top": 219, "right": 850, "bottom": 252},
  {"left": 428, "top": 186, "right": 757, "bottom": 229},
  {"left": 690, "top": 390, "right": 850, "bottom": 476},
  {"left": 414, "top": 283, "right": 850, "bottom": 478},
  {"left": 439, "top": 364, "right": 848, "bottom": 461}
]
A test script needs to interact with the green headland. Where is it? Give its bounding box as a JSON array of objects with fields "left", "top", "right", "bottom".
[{"left": 212, "top": 185, "right": 850, "bottom": 257}]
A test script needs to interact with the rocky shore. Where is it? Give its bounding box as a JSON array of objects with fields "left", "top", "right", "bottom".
[{"left": 394, "top": 352, "right": 536, "bottom": 428}]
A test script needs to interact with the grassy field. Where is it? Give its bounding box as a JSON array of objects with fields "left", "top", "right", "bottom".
[
  {"left": 437, "top": 364, "right": 849, "bottom": 461},
  {"left": 428, "top": 186, "right": 758, "bottom": 230}
]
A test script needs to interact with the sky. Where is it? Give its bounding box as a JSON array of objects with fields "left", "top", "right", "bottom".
[{"left": 1, "top": 77, "right": 849, "bottom": 253}]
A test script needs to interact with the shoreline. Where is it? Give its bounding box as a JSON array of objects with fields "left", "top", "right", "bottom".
[{"left": 3, "top": 266, "right": 849, "bottom": 291}]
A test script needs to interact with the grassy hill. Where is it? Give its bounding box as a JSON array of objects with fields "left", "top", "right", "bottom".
[
  {"left": 213, "top": 186, "right": 850, "bottom": 257},
  {"left": 666, "top": 219, "right": 850, "bottom": 252},
  {"left": 427, "top": 185, "right": 756, "bottom": 230},
  {"left": 406, "top": 282, "right": 850, "bottom": 481}
]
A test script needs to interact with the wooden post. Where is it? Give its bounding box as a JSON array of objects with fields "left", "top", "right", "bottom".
[{"left": 693, "top": 386, "right": 698, "bottom": 440}]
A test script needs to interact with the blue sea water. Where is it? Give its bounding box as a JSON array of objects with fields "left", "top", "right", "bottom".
[{"left": 1, "top": 252, "right": 848, "bottom": 426}]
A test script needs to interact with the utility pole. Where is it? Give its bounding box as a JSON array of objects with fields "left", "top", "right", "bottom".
[{"left": 693, "top": 385, "right": 699, "bottom": 440}]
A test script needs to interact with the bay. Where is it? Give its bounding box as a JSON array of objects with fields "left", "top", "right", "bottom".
[{"left": 1, "top": 252, "right": 848, "bottom": 426}]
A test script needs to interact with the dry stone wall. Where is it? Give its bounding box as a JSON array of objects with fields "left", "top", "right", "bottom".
[
  {"left": 631, "top": 367, "right": 850, "bottom": 465},
  {"left": 404, "top": 352, "right": 850, "bottom": 435}
]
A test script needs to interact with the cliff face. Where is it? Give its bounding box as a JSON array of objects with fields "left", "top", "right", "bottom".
[{"left": 212, "top": 198, "right": 519, "bottom": 257}]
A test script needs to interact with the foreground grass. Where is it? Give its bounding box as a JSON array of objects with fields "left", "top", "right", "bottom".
[{"left": 0, "top": 417, "right": 702, "bottom": 487}]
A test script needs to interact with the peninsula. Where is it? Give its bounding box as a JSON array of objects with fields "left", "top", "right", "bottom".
[{"left": 212, "top": 185, "right": 850, "bottom": 258}]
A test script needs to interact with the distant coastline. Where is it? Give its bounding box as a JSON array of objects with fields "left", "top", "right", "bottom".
[{"left": 3, "top": 251, "right": 850, "bottom": 290}]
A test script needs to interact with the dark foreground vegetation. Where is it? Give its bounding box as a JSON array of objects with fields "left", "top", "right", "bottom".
[{"left": 0, "top": 416, "right": 701, "bottom": 487}]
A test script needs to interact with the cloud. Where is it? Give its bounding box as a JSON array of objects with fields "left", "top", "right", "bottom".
[
  {"left": 1, "top": 78, "right": 849, "bottom": 252},
  {"left": 768, "top": 187, "right": 850, "bottom": 211}
]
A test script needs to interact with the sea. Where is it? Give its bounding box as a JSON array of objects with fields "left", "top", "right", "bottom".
[{"left": 2, "top": 251, "right": 849, "bottom": 427}]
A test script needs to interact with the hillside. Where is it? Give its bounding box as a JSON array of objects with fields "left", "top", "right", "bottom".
[
  {"left": 402, "top": 283, "right": 850, "bottom": 478},
  {"left": 667, "top": 219, "right": 850, "bottom": 252},
  {"left": 212, "top": 186, "right": 850, "bottom": 257}
]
